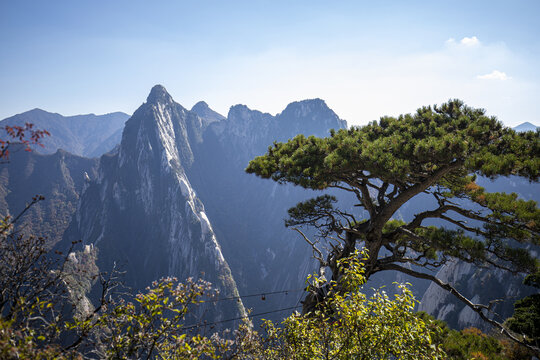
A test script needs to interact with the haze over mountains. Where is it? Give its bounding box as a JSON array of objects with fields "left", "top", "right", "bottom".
[
  {"left": 0, "top": 85, "right": 349, "bottom": 323},
  {"left": 1, "top": 109, "right": 129, "bottom": 157},
  {"left": 0, "top": 85, "right": 537, "bottom": 328}
]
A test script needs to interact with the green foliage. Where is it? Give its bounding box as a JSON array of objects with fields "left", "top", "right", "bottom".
[
  {"left": 418, "top": 312, "right": 535, "bottom": 360},
  {"left": 0, "top": 233, "right": 446, "bottom": 359},
  {"left": 0, "top": 270, "right": 234, "bottom": 359},
  {"left": 505, "top": 271, "right": 540, "bottom": 348},
  {"left": 506, "top": 294, "right": 540, "bottom": 347},
  {"left": 443, "top": 327, "right": 505, "bottom": 360},
  {"left": 0, "top": 316, "right": 69, "bottom": 360},
  {"left": 87, "top": 277, "right": 229, "bottom": 359},
  {"left": 244, "top": 252, "right": 444, "bottom": 359}
]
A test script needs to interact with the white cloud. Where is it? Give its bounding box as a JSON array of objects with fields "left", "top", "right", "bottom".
[
  {"left": 460, "top": 36, "right": 480, "bottom": 46},
  {"left": 171, "top": 37, "right": 532, "bottom": 127},
  {"left": 477, "top": 70, "right": 511, "bottom": 80},
  {"left": 445, "top": 36, "right": 480, "bottom": 49}
]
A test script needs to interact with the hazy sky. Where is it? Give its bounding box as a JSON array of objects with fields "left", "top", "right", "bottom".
[{"left": 1, "top": 0, "right": 539, "bottom": 127}]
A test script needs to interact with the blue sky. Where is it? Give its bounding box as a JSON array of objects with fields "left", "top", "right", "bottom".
[{"left": 1, "top": 0, "right": 539, "bottom": 127}]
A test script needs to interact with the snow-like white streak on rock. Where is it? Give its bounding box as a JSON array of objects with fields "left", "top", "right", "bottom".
[
  {"left": 146, "top": 101, "right": 226, "bottom": 272},
  {"left": 94, "top": 231, "right": 104, "bottom": 246},
  {"left": 199, "top": 211, "right": 226, "bottom": 266},
  {"left": 437, "top": 303, "right": 455, "bottom": 320},
  {"left": 112, "top": 182, "right": 124, "bottom": 209},
  {"left": 155, "top": 103, "right": 180, "bottom": 171},
  {"left": 199, "top": 211, "right": 212, "bottom": 236},
  {"left": 135, "top": 123, "right": 154, "bottom": 212},
  {"left": 179, "top": 176, "right": 195, "bottom": 199},
  {"left": 152, "top": 121, "right": 229, "bottom": 276}
]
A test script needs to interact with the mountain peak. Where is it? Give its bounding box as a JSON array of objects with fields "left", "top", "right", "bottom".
[
  {"left": 514, "top": 122, "right": 538, "bottom": 132},
  {"left": 275, "top": 98, "right": 347, "bottom": 134},
  {"left": 280, "top": 98, "right": 330, "bottom": 116},
  {"left": 191, "top": 101, "right": 225, "bottom": 124},
  {"left": 192, "top": 101, "right": 209, "bottom": 110},
  {"left": 278, "top": 98, "right": 340, "bottom": 123},
  {"left": 227, "top": 104, "right": 269, "bottom": 121},
  {"left": 28, "top": 108, "right": 51, "bottom": 114},
  {"left": 146, "top": 85, "right": 173, "bottom": 104}
]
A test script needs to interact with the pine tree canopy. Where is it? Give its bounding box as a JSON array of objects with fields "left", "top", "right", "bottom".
[{"left": 246, "top": 99, "right": 540, "bottom": 344}]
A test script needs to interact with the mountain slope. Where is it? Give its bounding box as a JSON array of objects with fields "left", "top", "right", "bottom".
[
  {"left": 190, "top": 98, "right": 348, "bottom": 315},
  {"left": 12, "top": 86, "right": 535, "bottom": 330},
  {"left": 64, "top": 85, "right": 246, "bottom": 322},
  {"left": 0, "top": 146, "right": 99, "bottom": 247}
]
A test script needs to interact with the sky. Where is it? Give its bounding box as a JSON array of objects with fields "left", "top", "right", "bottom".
[{"left": 1, "top": 0, "right": 539, "bottom": 127}]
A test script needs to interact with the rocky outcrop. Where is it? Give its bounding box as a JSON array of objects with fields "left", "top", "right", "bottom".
[
  {"left": 0, "top": 146, "right": 98, "bottom": 247},
  {"left": 65, "top": 85, "right": 246, "bottom": 322}
]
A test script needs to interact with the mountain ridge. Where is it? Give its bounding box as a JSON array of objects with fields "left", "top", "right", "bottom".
[
  {"left": 1, "top": 108, "right": 130, "bottom": 157},
  {"left": 4, "top": 86, "right": 536, "bottom": 330}
]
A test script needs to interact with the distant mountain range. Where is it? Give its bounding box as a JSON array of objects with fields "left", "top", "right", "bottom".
[
  {"left": 0, "top": 109, "right": 129, "bottom": 157},
  {"left": 57, "top": 85, "right": 347, "bottom": 323},
  {"left": 0, "top": 88, "right": 537, "bottom": 329}
]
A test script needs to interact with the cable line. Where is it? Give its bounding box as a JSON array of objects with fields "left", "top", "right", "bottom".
[
  {"left": 181, "top": 304, "right": 302, "bottom": 331},
  {"left": 211, "top": 288, "right": 304, "bottom": 303}
]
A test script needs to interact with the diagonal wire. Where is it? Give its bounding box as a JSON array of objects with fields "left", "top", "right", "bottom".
[
  {"left": 211, "top": 288, "right": 303, "bottom": 303},
  {"left": 181, "top": 304, "right": 302, "bottom": 331}
]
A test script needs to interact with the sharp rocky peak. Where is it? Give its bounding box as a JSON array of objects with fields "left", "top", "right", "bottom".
[
  {"left": 146, "top": 84, "right": 174, "bottom": 105},
  {"left": 227, "top": 104, "right": 270, "bottom": 120},
  {"left": 228, "top": 104, "right": 251, "bottom": 113},
  {"left": 191, "top": 101, "right": 209, "bottom": 111},
  {"left": 191, "top": 101, "right": 226, "bottom": 124}
]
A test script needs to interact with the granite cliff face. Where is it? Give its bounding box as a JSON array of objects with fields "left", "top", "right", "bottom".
[
  {"left": 64, "top": 85, "right": 246, "bottom": 321},
  {"left": 61, "top": 86, "right": 348, "bottom": 322},
  {"left": 190, "top": 98, "right": 347, "bottom": 314},
  {"left": 0, "top": 85, "right": 348, "bottom": 325}
]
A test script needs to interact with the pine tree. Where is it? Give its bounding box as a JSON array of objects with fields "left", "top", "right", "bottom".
[{"left": 246, "top": 99, "right": 540, "bottom": 351}]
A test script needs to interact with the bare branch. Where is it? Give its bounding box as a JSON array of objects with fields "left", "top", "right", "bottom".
[
  {"left": 292, "top": 228, "right": 327, "bottom": 278},
  {"left": 379, "top": 263, "right": 540, "bottom": 354}
]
